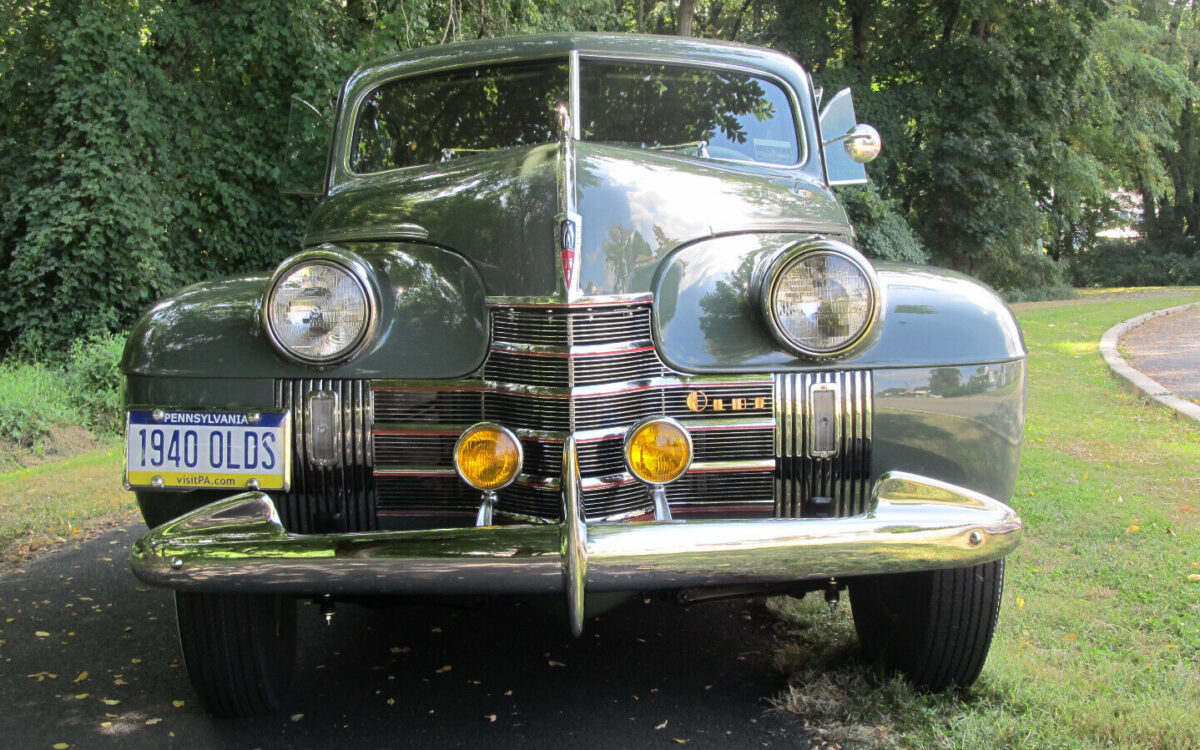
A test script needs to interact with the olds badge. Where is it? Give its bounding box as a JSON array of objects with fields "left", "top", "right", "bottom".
[{"left": 686, "top": 391, "right": 767, "bottom": 413}]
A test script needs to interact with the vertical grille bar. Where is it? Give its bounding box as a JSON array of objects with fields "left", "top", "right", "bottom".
[{"left": 774, "top": 371, "right": 873, "bottom": 518}]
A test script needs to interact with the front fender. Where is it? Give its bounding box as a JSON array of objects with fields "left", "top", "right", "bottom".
[
  {"left": 122, "top": 243, "right": 488, "bottom": 380},
  {"left": 653, "top": 233, "right": 1027, "bottom": 372}
]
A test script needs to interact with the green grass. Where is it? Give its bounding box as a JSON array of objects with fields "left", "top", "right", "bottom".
[
  {"left": 0, "top": 360, "right": 81, "bottom": 447},
  {"left": 0, "top": 438, "right": 133, "bottom": 566},
  {"left": 772, "top": 288, "right": 1200, "bottom": 749}
]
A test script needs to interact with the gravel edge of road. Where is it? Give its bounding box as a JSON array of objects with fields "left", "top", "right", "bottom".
[{"left": 1100, "top": 302, "right": 1200, "bottom": 425}]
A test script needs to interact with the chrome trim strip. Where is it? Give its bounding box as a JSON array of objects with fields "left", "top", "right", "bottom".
[
  {"left": 516, "top": 474, "right": 561, "bottom": 490},
  {"left": 569, "top": 49, "right": 581, "bottom": 141},
  {"left": 305, "top": 224, "right": 429, "bottom": 245},
  {"left": 485, "top": 293, "right": 655, "bottom": 308},
  {"left": 373, "top": 466, "right": 457, "bottom": 477},
  {"left": 687, "top": 417, "right": 777, "bottom": 431},
  {"left": 689, "top": 459, "right": 775, "bottom": 474},
  {"left": 373, "top": 375, "right": 773, "bottom": 399},
  {"left": 489, "top": 340, "right": 655, "bottom": 357},
  {"left": 130, "top": 472, "right": 1022, "bottom": 598},
  {"left": 372, "top": 424, "right": 469, "bottom": 435},
  {"left": 562, "top": 435, "right": 586, "bottom": 636}
]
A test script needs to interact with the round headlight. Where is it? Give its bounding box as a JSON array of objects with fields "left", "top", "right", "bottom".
[
  {"left": 454, "top": 423, "right": 523, "bottom": 492},
  {"left": 764, "top": 242, "right": 879, "bottom": 357},
  {"left": 265, "top": 254, "right": 374, "bottom": 364},
  {"left": 624, "top": 417, "right": 692, "bottom": 485}
]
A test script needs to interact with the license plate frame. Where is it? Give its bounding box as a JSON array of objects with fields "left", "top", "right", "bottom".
[{"left": 125, "top": 409, "right": 292, "bottom": 491}]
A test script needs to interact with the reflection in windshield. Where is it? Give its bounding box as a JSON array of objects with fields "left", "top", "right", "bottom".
[
  {"left": 352, "top": 61, "right": 569, "bottom": 173},
  {"left": 351, "top": 58, "right": 800, "bottom": 173},
  {"left": 579, "top": 61, "right": 797, "bottom": 165}
]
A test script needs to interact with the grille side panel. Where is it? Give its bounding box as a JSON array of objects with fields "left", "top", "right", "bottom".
[
  {"left": 274, "top": 379, "right": 375, "bottom": 533},
  {"left": 774, "top": 371, "right": 873, "bottom": 518}
]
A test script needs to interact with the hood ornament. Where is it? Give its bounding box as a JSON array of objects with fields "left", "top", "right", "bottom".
[{"left": 556, "top": 104, "right": 582, "bottom": 298}]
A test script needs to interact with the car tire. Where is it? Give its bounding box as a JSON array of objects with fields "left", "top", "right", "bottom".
[
  {"left": 848, "top": 559, "right": 1004, "bottom": 691},
  {"left": 175, "top": 591, "right": 297, "bottom": 717}
]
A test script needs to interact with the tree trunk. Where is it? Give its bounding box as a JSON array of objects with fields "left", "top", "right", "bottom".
[
  {"left": 847, "top": 0, "right": 872, "bottom": 66},
  {"left": 679, "top": 0, "right": 695, "bottom": 36},
  {"left": 942, "top": 0, "right": 960, "bottom": 43}
]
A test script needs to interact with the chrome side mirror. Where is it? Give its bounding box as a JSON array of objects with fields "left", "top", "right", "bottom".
[
  {"left": 834, "top": 124, "right": 881, "bottom": 164},
  {"left": 818, "top": 88, "right": 881, "bottom": 185}
]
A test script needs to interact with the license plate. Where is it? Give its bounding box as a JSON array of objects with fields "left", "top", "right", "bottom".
[{"left": 125, "top": 410, "right": 291, "bottom": 491}]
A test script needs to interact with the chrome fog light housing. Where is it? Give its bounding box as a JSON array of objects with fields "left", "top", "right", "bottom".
[
  {"left": 264, "top": 250, "right": 377, "bottom": 364},
  {"left": 624, "top": 416, "right": 693, "bottom": 485},
  {"left": 762, "top": 240, "right": 880, "bottom": 357},
  {"left": 454, "top": 422, "right": 524, "bottom": 491}
]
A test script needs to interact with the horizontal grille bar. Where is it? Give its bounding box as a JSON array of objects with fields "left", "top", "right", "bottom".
[{"left": 490, "top": 305, "right": 653, "bottom": 347}]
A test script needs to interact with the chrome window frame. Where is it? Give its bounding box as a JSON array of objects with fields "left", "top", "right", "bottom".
[{"left": 338, "top": 49, "right": 810, "bottom": 180}]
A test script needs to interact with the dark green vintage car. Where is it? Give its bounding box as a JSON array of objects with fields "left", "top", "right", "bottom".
[{"left": 124, "top": 33, "right": 1024, "bottom": 716}]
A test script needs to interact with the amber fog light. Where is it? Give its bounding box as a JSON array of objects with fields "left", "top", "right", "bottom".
[
  {"left": 454, "top": 423, "right": 523, "bottom": 491},
  {"left": 624, "top": 417, "right": 693, "bottom": 485}
]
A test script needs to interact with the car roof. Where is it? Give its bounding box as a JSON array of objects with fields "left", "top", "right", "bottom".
[{"left": 346, "top": 32, "right": 807, "bottom": 90}]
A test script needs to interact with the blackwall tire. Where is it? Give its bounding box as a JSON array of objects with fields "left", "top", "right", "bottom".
[
  {"left": 175, "top": 592, "right": 297, "bottom": 717},
  {"left": 849, "top": 559, "right": 1005, "bottom": 691}
]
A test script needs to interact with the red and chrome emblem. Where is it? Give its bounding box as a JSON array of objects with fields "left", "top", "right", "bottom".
[{"left": 559, "top": 215, "right": 579, "bottom": 288}]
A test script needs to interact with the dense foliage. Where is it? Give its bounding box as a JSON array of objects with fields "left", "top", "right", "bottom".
[{"left": 2, "top": 1, "right": 1199, "bottom": 355}]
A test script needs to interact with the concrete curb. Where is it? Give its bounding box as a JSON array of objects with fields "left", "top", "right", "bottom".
[{"left": 1099, "top": 303, "right": 1200, "bottom": 425}]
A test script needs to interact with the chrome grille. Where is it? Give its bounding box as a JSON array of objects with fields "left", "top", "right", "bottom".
[
  {"left": 774, "top": 371, "right": 873, "bottom": 518},
  {"left": 373, "top": 298, "right": 777, "bottom": 522},
  {"left": 484, "top": 347, "right": 667, "bottom": 387},
  {"left": 274, "top": 379, "right": 374, "bottom": 533},
  {"left": 490, "top": 304, "right": 653, "bottom": 346}
]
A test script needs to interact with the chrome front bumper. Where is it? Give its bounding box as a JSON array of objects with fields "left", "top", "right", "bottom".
[{"left": 131, "top": 438, "right": 1021, "bottom": 635}]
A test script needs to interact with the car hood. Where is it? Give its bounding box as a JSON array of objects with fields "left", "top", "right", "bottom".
[{"left": 306, "top": 142, "right": 849, "bottom": 298}]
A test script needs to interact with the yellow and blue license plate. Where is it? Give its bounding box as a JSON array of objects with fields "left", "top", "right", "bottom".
[{"left": 125, "top": 410, "right": 291, "bottom": 491}]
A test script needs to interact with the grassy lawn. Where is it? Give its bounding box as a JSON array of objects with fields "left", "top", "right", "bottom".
[
  {"left": 0, "top": 437, "right": 134, "bottom": 567},
  {"left": 772, "top": 289, "right": 1200, "bottom": 748}
]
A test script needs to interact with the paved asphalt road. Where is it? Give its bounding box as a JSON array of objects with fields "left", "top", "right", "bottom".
[
  {"left": 1123, "top": 304, "right": 1200, "bottom": 402},
  {"left": 1, "top": 523, "right": 812, "bottom": 749}
]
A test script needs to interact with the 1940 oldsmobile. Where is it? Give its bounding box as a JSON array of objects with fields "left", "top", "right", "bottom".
[{"left": 123, "top": 33, "right": 1024, "bottom": 716}]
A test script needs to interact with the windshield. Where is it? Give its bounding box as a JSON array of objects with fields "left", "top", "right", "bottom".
[
  {"left": 351, "top": 60, "right": 569, "bottom": 172},
  {"left": 578, "top": 60, "right": 799, "bottom": 165},
  {"left": 351, "top": 58, "right": 800, "bottom": 173}
]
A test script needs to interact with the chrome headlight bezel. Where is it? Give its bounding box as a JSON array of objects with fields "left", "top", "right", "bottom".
[
  {"left": 760, "top": 240, "right": 881, "bottom": 359},
  {"left": 263, "top": 248, "right": 379, "bottom": 365}
]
